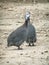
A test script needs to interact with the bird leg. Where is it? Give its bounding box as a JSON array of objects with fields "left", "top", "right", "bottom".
[
  {"left": 29, "top": 43, "right": 31, "bottom": 46},
  {"left": 18, "top": 46, "right": 20, "bottom": 49},
  {"left": 32, "top": 43, "right": 35, "bottom": 46},
  {"left": 28, "top": 39, "right": 31, "bottom": 46},
  {"left": 18, "top": 46, "right": 23, "bottom": 50},
  {"left": 32, "top": 40, "right": 35, "bottom": 46}
]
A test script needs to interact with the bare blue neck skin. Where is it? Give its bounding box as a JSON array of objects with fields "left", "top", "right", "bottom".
[{"left": 25, "top": 11, "right": 30, "bottom": 27}]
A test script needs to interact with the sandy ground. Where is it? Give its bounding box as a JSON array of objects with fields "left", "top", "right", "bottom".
[{"left": 0, "top": 2, "right": 49, "bottom": 65}]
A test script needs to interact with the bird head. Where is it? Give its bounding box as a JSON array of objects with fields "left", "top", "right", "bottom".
[{"left": 25, "top": 11, "right": 30, "bottom": 21}]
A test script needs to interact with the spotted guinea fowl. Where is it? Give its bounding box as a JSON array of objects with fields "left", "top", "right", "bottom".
[
  {"left": 26, "top": 12, "right": 37, "bottom": 46},
  {"left": 7, "top": 12, "right": 30, "bottom": 49}
]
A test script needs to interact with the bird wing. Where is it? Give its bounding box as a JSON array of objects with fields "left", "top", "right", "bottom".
[{"left": 12, "top": 27, "right": 26, "bottom": 43}]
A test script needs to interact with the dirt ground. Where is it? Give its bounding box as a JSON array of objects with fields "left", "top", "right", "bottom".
[{"left": 0, "top": 2, "right": 49, "bottom": 65}]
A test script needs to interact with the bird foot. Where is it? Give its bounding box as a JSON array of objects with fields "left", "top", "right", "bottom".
[
  {"left": 28, "top": 43, "right": 32, "bottom": 46},
  {"left": 32, "top": 44, "right": 36, "bottom": 46},
  {"left": 18, "top": 47, "right": 23, "bottom": 50}
]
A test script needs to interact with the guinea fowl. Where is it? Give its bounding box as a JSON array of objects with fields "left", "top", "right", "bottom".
[
  {"left": 7, "top": 12, "right": 30, "bottom": 50},
  {"left": 25, "top": 12, "right": 37, "bottom": 46}
]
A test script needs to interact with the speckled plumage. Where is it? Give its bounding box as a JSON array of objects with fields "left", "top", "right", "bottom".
[{"left": 26, "top": 22, "right": 37, "bottom": 46}]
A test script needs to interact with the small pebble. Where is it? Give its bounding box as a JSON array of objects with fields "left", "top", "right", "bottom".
[
  {"left": 44, "top": 50, "right": 48, "bottom": 53},
  {"left": 41, "top": 52, "right": 44, "bottom": 54},
  {"left": 20, "top": 53, "right": 23, "bottom": 55},
  {"left": 7, "top": 61, "right": 9, "bottom": 63}
]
